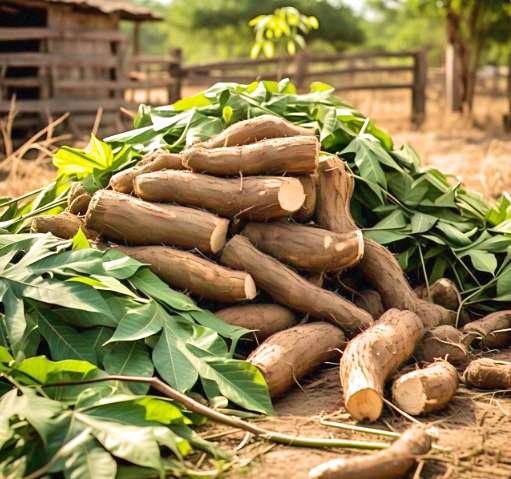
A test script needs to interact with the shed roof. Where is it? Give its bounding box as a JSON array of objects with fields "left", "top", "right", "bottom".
[{"left": 35, "top": 0, "right": 162, "bottom": 21}]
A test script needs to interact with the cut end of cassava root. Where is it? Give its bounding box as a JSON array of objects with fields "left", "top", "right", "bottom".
[
  {"left": 244, "top": 276, "right": 257, "bottom": 300},
  {"left": 392, "top": 361, "right": 458, "bottom": 416},
  {"left": 345, "top": 389, "right": 384, "bottom": 423},
  {"left": 210, "top": 219, "right": 230, "bottom": 254},
  {"left": 277, "top": 179, "right": 306, "bottom": 212}
]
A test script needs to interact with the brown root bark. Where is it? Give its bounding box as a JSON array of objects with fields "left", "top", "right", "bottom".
[
  {"left": 241, "top": 223, "right": 364, "bottom": 273},
  {"left": 293, "top": 175, "right": 317, "bottom": 222},
  {"left": 110, "top": 244, "right": 256, "bottom": 303},
  {"left": 415, "top": 325, "right": 468, "bottom": 365},
  {"left": 359, "top": 239, "right": 456, "bottom": 328},
  {"left": 308, "top": 425, "right": 432, "bottom": 479},
  {"left": 109, "top": 152, "right": 183, "bottom": 194},
  {"left": 182, "top": 136, "right": 319, "bottom": 176},
  {"left": 196, "top": 114, "right": 315, "bottom": 148},
  {"left": 414, "top": 278, "right": 461, "bottom": 311},
  {"left": 463, "top": 311, "right": 511, "bottom": 349},
  {"left": 392, "top": 361, "right": 459, "bottom": 415},
  {"left": 134, "top": 170, "right": 305, "bottom": 221},
  {"left": 68, "top": 193, "right": 91, "bottom": 216},
  {"left": 215, "top": 304, "right": 296, "bottom": 342},
  {"left": 315, "top": 155, "right": 358, "bottom": 234},
  {"left": 248, "top": 322, "right": 344, "bottom": 398},
  {"left": 67, "top": 182, "right": 87, "bottom": 205},
  {"left": 85, "top": 190, "right": 229, "bottom": 254},
  {"left": 220, "top": 235, "right": 373, "bottom": 334},
  {"left": 354, "top": 290, "right": 385, "bottom": 320},
  {"left": 340, "top": 309, "right": 424, "bottom": 421},
  {"left": 463, "top": 358, "right": 511, "bottom": 390},
  {"left": 31, "top": 212, "right": 85, "bottom": 239}
]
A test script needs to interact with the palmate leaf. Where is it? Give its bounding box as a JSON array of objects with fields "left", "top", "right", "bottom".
[{"left": 64, "top": 443, "right": 117, "bottom": 479}]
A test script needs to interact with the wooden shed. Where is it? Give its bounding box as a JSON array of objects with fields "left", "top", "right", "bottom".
[{"left": 0, "top": 0, "right": 161, "bottom": 133}]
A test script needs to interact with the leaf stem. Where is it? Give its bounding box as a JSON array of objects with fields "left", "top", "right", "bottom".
[{"left": 42, "top": 375, "right": 390, "bottom": 451}]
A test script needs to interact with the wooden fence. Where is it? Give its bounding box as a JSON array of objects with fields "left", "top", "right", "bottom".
[{"left": 169, "top": 49, "right": 427, "bottom": 125}]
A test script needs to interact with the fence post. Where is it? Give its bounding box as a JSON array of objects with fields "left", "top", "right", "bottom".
[
  {"left": 445, "top": 43, "right": 462, "bottom": 112},
  {"left": 293, "top": 49, "right": 309, "bottom": 91},
  {"left": 412, "top": 49, "right": 427, "bottom": 126},
  {"left": 168, "top": 47, "right": 183, "bottom": 104},
  {"left": 504, "top": 53, "right": 511, "bottom": 132}
]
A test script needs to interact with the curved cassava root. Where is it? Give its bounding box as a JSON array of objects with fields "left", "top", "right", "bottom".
[
  {"left": 31, "top": 212, "right": 86, "bottom": 239},
  {"left": 308, "top": 425, "right": 432, "bottom": 479},
  {"left": 110, "top": 244, "right": 256, "bottom": 303},
  {"left": 248, "top": 322, "right": 344, "bottom": 397},
  {"left": 215, "top": 304, "right": 296, "bottom": 342},
  {"left": 359, "top": 239, "right": 456, "bottom": 329},
  {"left": 68, "top": 193, "right": 91, "bottom": 216},
  {"left": 340, "top": 309, "right": 424, "bottom": 421},
  {"left": 220, "top": 235, "right": 374, "bottom": 334},
  {"left": 392, "top": 361, "right": 459, "bottom": 416},
  {"left": 463, "top": 311, "right": 511, "bottom": 349},
  {"left": 463, "top": 358, "right": 511, "bottom": 390},
  {"left": 134, "top": 170, "right": 305, "bottom": 221},
  {"left": 85, "top": 190, "right": 229, "bottom": 254},
  {"left": 109, "top": 152, "right": 183, "bottom": 194},
  {"left": 415, "top": 278, "right": 461, "bottom": 312},
  {"left": 315, "top": 155, "right": 358, "bottom": 234},
  {"left": 415, "top": 325, "right": 468, "bottom": 365},
  {"left": 241, "top": 222, "right": 364, "bottom": 273},
  {"left": 182, "top": 136, "right": 319, "bottom": 176},
  {"left": 196, "top": 114, "right": 315, "bottom": 148},
  {"left": 354, "top": 290, "right": 385, "bottom": 320}
]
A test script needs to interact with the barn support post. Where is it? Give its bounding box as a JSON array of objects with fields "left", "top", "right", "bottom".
[
  {"left": 411, "top": 49, "right": 427, "bottom": 126},
  {"left": 504, "top": 52, "right": 511, "bottom": 132},
  {"left": 168, "top": 47, "right": 183, "bottom": 103},
  {"left": 445, "top": 43, "right": 462, "bottom": 112},
  {"left": 293, "top": 49, "right": 309, "bottom": 91}
]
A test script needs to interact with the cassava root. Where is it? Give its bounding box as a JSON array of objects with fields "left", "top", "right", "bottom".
[
  {"left": 85, "top": 190, "right": 229, "bottom": 254},
  {"left": 182, "top": 136, "right": 319, "bottom": 176},
  {"left": 354, "top": 290, "right": 385, "bottom": 320},
  {"left": 196, "top": 114, "right": 315, "bottom": 148},
  {"left": 463, "top": 311, "right": 511, "bottom": 349},
  {"left": 31, "top": 212, "right": 86, "bottom": 239},
  {"left": 340, "top": 309, "right": 424, "bottom": 421},
  {"left": 308, "top": 425, "right": 432, "bottom": 479},
  {"left": 392, "top": 361, "right": 459, "bottom": 415},
  {"left": 215, "top": 304, "right": 296, "bottom": 342},
  {"left": 134, "top": 170, "right": 305, "bottom": 221},
  {"left": 463, "top": 358, "right": 511, "bottom": 390},
  {"left": 220, "top": 235, "right": 373, "bottom": 334},
  {"left": 241, "top": 222, "right": 364, "bottom": 272},
  {"left": 248, "top": 322, "right": 344, "bottom": 397},
  {"left": 415, "top": 278, "right": 461, "bottom": 312},
  {"left": 110, "top": 244, "right": 256, "bottom": 303},
  {"left": 415, "top": 325, "right": 468, "bottom": 365}
]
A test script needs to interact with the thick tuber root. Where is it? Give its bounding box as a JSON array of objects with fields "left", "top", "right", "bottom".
[
  {"left": 463, "top": 311, "right": 511, "bottom": 349},
  {"left": 354, "top": 290, "right": 385, "bottom": 320},
  {"left": 415, "top": 278, "right": 461, "bottom": 311},
  {"left": 392, "top": 361, "right": 459, "bottom": 415},
  {"left": 111, "top": 244, "right": 256, "bottom": 303},
  {"left": 109, "top": 152, "right": 183, "bottom": 194},
  {"left": 220, "top": 235, "right": 373, "bottom": 335},
  {"left": 215, "top": 304, "right": 296, "bottom": 342},
  {"left": 359, "top": 239, "right": 455, "bottom": 328},
  {"left": 241, "top": 223, "right": 364, "bottom": 273},
  {"left": 340, "top": 309, "right": 424, "bottom": 421},
  {"left": 308, "top": 425, "right": 432, "bottom": 479},
  {"left": 31, "top": 212, "right": 86, "bottom": 239},
  {"left": 293, "top": 175, "right": 317, "bottom": 222},
  {"left": 415, "top": 325, "right": 468, "bottom": 365},
  {"left": 134, "top": 170, "right": 305, "bottom": 221},
  {"left": 182, "top": 136, "right": 319, "bottom": 176},
  {"left": 315, "top": 155, "right": 358, "bottom": 234},
  {"left": 196, "top": 114, "right": 315, "bottom": 148},
  {"left": 68, "top": 193, "right": 91, "bottom": 216},
  {"left": 463, "top": 358, "right": 511, "bottom": 390},
  {"left": 248, "top": 322, "right": 344, "bottom": 397},
  {"left": 85, "top": 190, "right": 229, "bottom": 254}
]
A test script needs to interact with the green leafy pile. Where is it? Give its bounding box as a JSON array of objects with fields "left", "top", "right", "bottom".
[{"left": 0, "top": 350, "right": 227, "bottom": 478}]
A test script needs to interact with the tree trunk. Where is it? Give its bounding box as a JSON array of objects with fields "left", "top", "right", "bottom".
[{"left": 134, "top": 170, "right": 305, "bottom": 221}]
